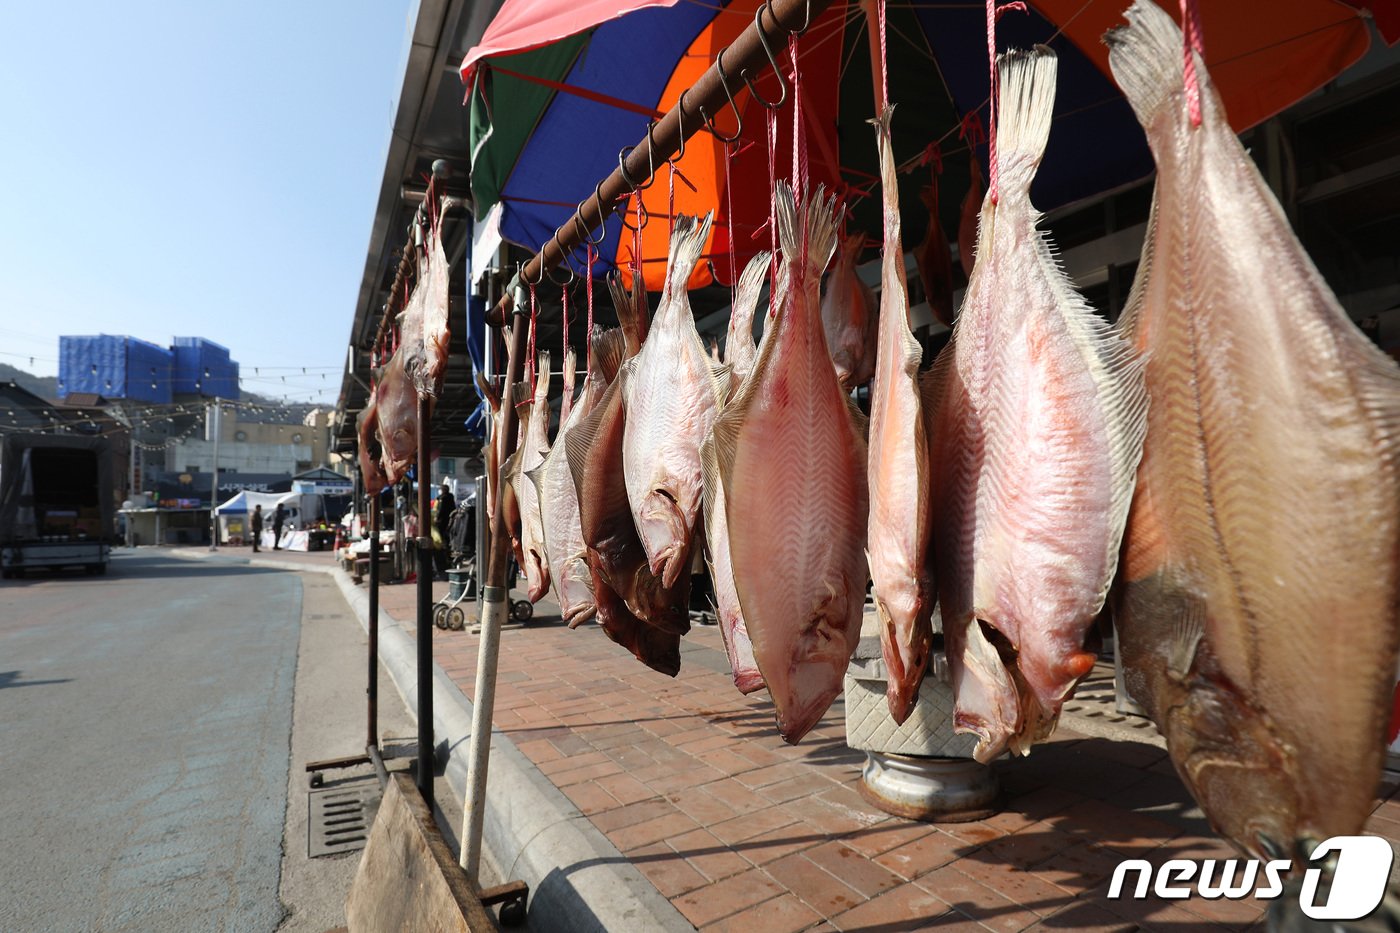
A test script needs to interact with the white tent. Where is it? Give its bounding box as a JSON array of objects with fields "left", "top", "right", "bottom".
[
  {"left": 214, "top": 490, "right": 286, "bottom": 515},
  {"left": 214, "top": 491, "right": 286, "bottom": 546}
]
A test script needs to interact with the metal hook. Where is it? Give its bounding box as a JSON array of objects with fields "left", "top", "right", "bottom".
[
  {"left": 520, "top": 259, "right": 544, "bottom": 287},
  {"left": 618, "top": 122, "right": 658, "bottom": 192},
  {"left": 773, "top": 0, "right": 812, "bottom": 36},
  {"left": 617, "top": 192, "right": 650, "bottom": 234},
  {"left": 671, "top": 92, "right": 691, "bottom": 164},
  {"left": 574, "top": 200, "right": 606, "bottom": 248},
  {"left": 700, "top": 49, "right": 744, "bottom": 144},
  {"left": 545, "top": 232, "right": 576, "bottom": 286},
  {"left": 741, "top": 5, "right": 788, "bottom": 110}
]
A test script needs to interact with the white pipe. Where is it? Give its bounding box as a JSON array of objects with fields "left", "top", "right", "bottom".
[{"left": 460, "top": 588, "right": 509, "bottom": 876}]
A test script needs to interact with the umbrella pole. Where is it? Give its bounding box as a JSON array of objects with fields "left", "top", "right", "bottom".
[{"left": 460, "top": 286, "right": 529, "bottom": 877}]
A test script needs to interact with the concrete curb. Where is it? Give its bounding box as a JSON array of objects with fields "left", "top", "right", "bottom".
[
  {"left": 167, "top": 545, "right": 693, "bottom": 931},
  {"left": 329, "top": 569, "right": 694, "bottom": 933}
]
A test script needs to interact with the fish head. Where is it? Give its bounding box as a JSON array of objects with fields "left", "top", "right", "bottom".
[
  {"left": 949, "top": 617, "right": 1022, "bottom": 764},
  {"left": 523, "top": 545, "right": 550, "bottom": 603},
  {"left": 770, "top": 590, "right": 861, "bottom": 744},
  {"left": 873, "top": 589, "right": 934, "bottom": 726},
  {"left": 557, "top": 558, "right": 597, "bottom": 628},
  {"left": 1119, "top": 580, "right": 1313, "bottom": 857},
  {"left": 635, "top": 489, "right": 693, "bottom": 590}
]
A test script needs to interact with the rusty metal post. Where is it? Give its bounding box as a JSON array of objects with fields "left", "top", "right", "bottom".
[
  {"left": 416, "top": 397, "right": 434, "bottom": 801},
  {"left": 368, "top": 494, "right": 381, "bottom": 751}
]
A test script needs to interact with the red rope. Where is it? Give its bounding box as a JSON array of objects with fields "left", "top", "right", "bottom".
[
  {"left": 585, "top": 242, "right": 595, "bottom": 376},
  {"left": 668, "top": 161, "right": 676, "bottom": 234},
  {"left": 561, "top": 278, "right": 570, "bottom": 374},
  {"left": 789, "top": 34, "right": 808, "bottom": 206},
  {"left": 986, "top": 0, "right": 998, "bottom": 205},
  {"left": 724, "top": 141, "right": 737, "bottom": 295},
  {"left": 766, "top": 106, "right": 779, "bottom": 309},
  {"left": 1180, "top": 0, "right": 1205, "bottom": 127},
  {"left": 527, "top": 283, "right": 538, "bottom": 389},
  {"left": 877, "top": 0, "right": 889, "bottom": 110},
  {"left": 985, "top": 0, "right": 1027, "bottom": 206}
]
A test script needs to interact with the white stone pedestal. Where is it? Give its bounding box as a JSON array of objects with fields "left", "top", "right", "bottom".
[{"left": 845, "top": 620, "right": 1000, "bottom": 822}]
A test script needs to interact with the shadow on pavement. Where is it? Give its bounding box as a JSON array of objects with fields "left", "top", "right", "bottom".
[{"left": 0, "top": 670, "right": 73, "bottom": 689}]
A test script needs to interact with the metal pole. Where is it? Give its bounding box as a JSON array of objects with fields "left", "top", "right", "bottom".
[
  {"left": 483, "top": 0, "right": 833, "bottom": 328},
  {"left": 368, "top": 494, "right": 381, "bottom": 751},
  {"left": 416, "top": 397, "right": 434, "bottom": 801},
  {"left": 461, "top": 283, "right": 529, "bottom": 876},
  {"left": 208, "top": 398, "right": 220, "bottom": 550}
]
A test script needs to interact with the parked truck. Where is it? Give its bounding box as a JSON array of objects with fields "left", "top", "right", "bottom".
[{"left": 0, "top": 433, "right": 115, "bottom": 578}]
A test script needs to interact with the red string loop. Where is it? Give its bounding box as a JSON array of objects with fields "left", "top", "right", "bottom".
[{"left": 984, "top": 0, "right": 1027, "bottom": 206}]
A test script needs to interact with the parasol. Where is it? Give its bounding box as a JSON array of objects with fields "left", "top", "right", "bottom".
[{"left": 461, "top": 0, "right": 1395, "bottom": 292}]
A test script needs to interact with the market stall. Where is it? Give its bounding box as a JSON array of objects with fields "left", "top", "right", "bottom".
[{"left": 339, "top": 0, "right": 1400, "bottom": 926}]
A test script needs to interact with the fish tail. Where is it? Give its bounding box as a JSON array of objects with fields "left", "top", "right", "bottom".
[
  {"left": 665, "top": 213, "right": 714, "bottom": 299},
  {"left": 533, "top": 350, "right": 551, "bottom": 406},
  {"left": 590, "top": 327, "right": 628, "bottom": 384},
  {"left": 774, "top": 181, "right": 840, "bottom": 287},
  {"left": 1105, "top": 1, "right": 1190, "bottom": 129},
  {"left": 735, "top": 249, "right": 772, "bottom": 305},
  {"left": 994, "top": 48, "right": 1058, "bottom": 195}
]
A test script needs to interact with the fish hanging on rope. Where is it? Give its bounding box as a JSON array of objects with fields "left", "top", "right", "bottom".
[
  {"left": 566, "top": 275, "right": 688, "bottom": 674},
  {"left": 867, "top": 107, "right": 937, "bottom": 725},
  {"left": 530, "top": 328, "right": 626, "bottom": 628},
  {"left": 620, "top": 214, "right": 729, "bottom": 590},
  {"left": 1108, "top": 0, "right": 1400, "bottom": 858},
  {"left": 506, "top": 352, "right": 552, "bottom": 603},
  {"left": 926, "top": 47, "right": 1148, "bottom": 763},
  {"left": 701, "top": 249, "right": 775, "bottom": 695},
  {"left": 711, "top": 183, "right": 869, "bottom": 742}
]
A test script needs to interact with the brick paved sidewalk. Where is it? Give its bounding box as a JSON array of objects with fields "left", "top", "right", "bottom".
[{"left": 346, "top": 575, "right": 1400, "bottom": 932}]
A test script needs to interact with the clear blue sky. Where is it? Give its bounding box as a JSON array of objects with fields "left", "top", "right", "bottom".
[{"left": 0, "top": 0, "right": 417, "bottom": 405}]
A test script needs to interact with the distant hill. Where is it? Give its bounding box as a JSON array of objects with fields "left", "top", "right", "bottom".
[
  {"left": 0, "top": 362, "right": 59, "bottom": 401},
  {"left": 0, "top": 361, "right": 318, "bottom": 423}
]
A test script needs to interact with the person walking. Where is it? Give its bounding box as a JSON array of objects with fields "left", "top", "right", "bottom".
[
  {"left": 251, "top": 504, "right": 264, "bottom": 552},
  {"left": 272, "top": 503, "right": 286, "bottom": 550},
  {"left": 432, "top": 480, "right": 456, "bottom": 580}
]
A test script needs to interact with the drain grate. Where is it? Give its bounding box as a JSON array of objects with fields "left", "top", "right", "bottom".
[{"left": 308, "top": 783, "right": 380, "bottom": 858}]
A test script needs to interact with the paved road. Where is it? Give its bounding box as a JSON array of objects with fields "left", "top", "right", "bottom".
[{"left": 0, "top": 551, "right": 301, "bottom": 933}]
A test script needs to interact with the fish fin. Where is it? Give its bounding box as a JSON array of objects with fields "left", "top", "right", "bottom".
[
  {"left": 563, "top": 378, "right": 618, "bottom": 497},
  {"left": 1166, "top": 600, "right": 1207, "bottom": 681},
  {"left": 510, "top": 381, "right": 531, "bottom": 409},
  {"left": 699, "top": 430, "right": 721, "bottom": 540},
  {"left": 993, "top": 48, "right": 1057, "bottom": 195},
  {"left": 709, "top": 361, "right": 733, "bottom": 396},
  {"left": 662, "top": 213, "right": 714, "bottom": 307},
  {"left": 1105, "top": 0, "right": 1190, "bottom": 129},
  {"left": 610, "top": 272, "right": 649, "bottom": 354},
  {"left": 774, "top": 183, "right": 840, "bottom": 285},
  {"left": 590, "top": 327, "right": 628, "bottom": 384}
]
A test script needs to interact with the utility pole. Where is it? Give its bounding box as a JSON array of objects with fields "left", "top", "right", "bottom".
[{"left": 208, "top": 398, "right": 220, "bottom": 550}]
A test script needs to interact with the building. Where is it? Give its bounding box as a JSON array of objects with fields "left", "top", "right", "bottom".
[{"left": 168, "top": 407, "right": 332, "bottom": 477}]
